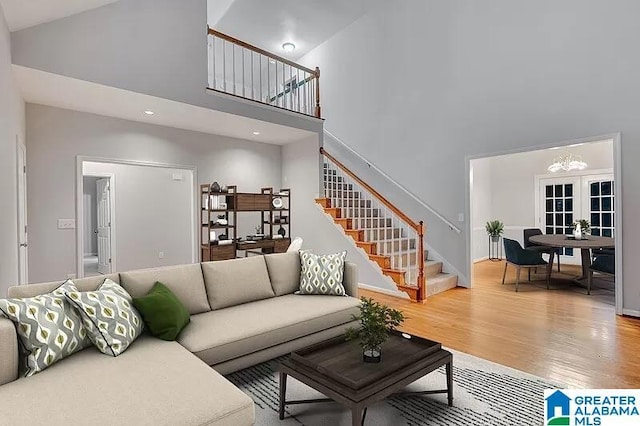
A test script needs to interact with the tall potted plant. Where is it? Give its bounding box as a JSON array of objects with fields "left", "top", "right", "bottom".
[
  {"left": 346, "top": 297, "right": 405, "bottom": 363},
  {"left": 485, "top": 220, "right": 504, "bottom": 242}
]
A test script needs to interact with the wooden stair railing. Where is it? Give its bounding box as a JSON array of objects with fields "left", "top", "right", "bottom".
[
  {"left": 317, "top": 147, "right": 426, "bottom": 302},
  {"left": 207, "top": 27, "right": 321, "bottom": 118}
]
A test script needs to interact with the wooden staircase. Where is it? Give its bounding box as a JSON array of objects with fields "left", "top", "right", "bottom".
[
  {"left": 317, "top": 147, "right": 459, "bottom": 302},
  {"left": 315, "top": 197, "right": 458, "bottom": 301}
]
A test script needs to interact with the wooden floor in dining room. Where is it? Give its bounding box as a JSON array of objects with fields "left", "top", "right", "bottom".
[{"left": 361, "top": 259, "right": 640, "bottom": 389}]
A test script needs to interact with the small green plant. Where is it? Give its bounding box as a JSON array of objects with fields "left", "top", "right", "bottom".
[
  {"left": 573, "top": 219, "right": 591, "bottom": 233},
  {"left": 346, "top": 297, "right": 405, "bottom": 353},
  {"left": 485, "top": 220, "right": 505, "bottom": 237}
]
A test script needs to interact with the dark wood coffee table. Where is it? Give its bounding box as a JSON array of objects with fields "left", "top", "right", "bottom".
[{"left": 279, "top": 331, "right": 453, "bottom": 426}]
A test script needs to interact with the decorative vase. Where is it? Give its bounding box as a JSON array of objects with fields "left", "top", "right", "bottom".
[
  {"left": 363, "top": 347, "right": 381, "bottom": 363},
  {"left": 278, "top": 226, "right": 286, "bottom": 237},
  {"left": 210, "top": 181, "right": 221, "bottom": 193}
]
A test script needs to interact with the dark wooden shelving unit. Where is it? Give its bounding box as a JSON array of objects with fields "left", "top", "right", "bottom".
[{"left": 200, "top": 185, "right": 291, "bottom": 261}]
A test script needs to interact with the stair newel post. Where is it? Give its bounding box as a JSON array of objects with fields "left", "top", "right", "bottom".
[
  {"left": 418, "top": 221, "right": 425, "bottom": 302},
  {"left": 314, "top": 67, "right": 321, "bottom": 118}
]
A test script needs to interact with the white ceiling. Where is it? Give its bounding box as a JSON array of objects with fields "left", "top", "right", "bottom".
[
  {"left": 210, "top": 0, "right": 379, "bottom": 60},
  {"left": 0, "top": 0, "right": 119, "bottom": 32},
  {"left": 14, "top": 65, "right": 315, "bottom": 145}
]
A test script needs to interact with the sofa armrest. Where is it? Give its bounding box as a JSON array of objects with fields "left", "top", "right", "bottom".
[
  {"left": 343, "top": 261, "right": 359, "bottom": 298},
  {"left": 0, "top": 318, "right": 18, "bottom": 386}
]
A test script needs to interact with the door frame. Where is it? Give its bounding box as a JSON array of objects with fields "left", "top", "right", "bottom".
[
  {"left": 15, "top": 137, "right": 28, "bottom": 285},
  {"left": 465, "top": 133, "right": 623, "bottom": 315},
  {"left": 75, "top": 156, "right": 198, "bottom": 279}
]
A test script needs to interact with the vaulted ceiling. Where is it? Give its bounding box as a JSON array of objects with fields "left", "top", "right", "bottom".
[
  {"left": 0, "top": 0, "right": 119, "bottom": 31},
  {"left": 210, "top": 0, "right": 381, "bottom": 60}
]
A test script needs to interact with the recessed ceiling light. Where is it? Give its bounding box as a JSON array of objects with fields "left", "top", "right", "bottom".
[
  {"left": 282, "top": 42, "right": 295, "bottom": 53},
  {"left": 253, "top": 131, "right": 261, "bottom": 135},
  {"left": 144, "top": 110, "right": 155, "bottom": 115}
]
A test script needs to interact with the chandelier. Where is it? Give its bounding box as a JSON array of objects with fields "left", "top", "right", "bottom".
[{"left": 547, "top": 152, "right": 588, "bottom": 173}]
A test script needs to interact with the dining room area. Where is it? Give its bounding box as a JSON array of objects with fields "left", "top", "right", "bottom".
[{"left": 470, "top": 137, "right": 619, "bottom": 308}]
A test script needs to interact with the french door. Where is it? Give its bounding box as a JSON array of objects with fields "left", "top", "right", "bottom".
[
  {"left": 538, "top": 177, "right": 581, "bottom": 264},
  {"left": 537, "top": 172, "right": 614, "bottom": 265}
]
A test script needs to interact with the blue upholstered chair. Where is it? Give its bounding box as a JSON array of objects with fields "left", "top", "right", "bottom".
[
  {"left": 587, "top": 251, "right": 615, "bottom": 295},
  {"left": 502, "top": 238, "right": 550, "bottom": 292},
  {"left": 523, "top": 228, "right": 560, "bottom": 273}
]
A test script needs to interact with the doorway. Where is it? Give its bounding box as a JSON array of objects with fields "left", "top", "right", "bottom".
[
  {"left": 467, "top": 135, "right": 622, "bottom": 314},
  {"left": 82, "top": 175, "right": 113, "bottom": 277},
  {"left": 76, "top": 158, "right": 198, "bottom": 278}
]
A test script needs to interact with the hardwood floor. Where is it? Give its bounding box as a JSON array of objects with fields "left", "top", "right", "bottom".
[{"left": 361, "top": 260, "right": 640, "bottom": 388}]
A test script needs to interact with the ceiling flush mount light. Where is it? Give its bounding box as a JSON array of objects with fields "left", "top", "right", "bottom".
[
  {"left": 252, "top": 131, "right": 261, "bottom": 135},
  {"left": 282, "top": 42, "right": 295, "bottom": 53},
  {"left": 144, "top": 110, "right": 155, "bottom": 115},
  {"left": 548, "top": 152, "right": 588, "bottom": 173}
]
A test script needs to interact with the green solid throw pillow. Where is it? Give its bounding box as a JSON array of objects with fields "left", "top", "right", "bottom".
[{"left": 132, "top": 282, "right": 190, "bottom": 341}]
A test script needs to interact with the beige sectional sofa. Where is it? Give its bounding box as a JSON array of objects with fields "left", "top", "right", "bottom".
[{"left": 0, "top": 252, "right": 360, "bottom": 425}]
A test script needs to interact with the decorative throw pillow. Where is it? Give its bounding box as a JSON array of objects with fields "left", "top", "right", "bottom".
[
  {"left": 0, "top": 280, "right": 92, "bottom": 377},
  {"left": 65, "top": 279, "right": 143, "bottom": 357},
  {"left": 298, "top": 251, "right": 348, "bottom": 296},
  {"left": 132, "top": 282, "right": 190, "bottom": 341}
]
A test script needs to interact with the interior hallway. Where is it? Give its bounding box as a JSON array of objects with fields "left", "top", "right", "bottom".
[{"left": 362, "top": 260, "right": 640, "bottom": 389}]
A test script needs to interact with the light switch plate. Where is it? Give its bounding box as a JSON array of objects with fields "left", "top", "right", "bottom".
[
  {"left": 458, "top": 213, "right": 465, "bottom": 222},
  {"left": 172, "top": 173, "right": 183, "bottom": 181},
  {"left": 58, "top": 219, "right": 76, "bottom": 229}
]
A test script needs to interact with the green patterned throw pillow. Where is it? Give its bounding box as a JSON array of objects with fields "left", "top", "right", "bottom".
[
  {"left": 299, "top": 251, "right": 348, "bottom": 296},
  {"left": 65, "top": 279, "right": 143, "bottom": 357},
  {"left": 0, "top": 280, "right": 92, "bottom": 377}
]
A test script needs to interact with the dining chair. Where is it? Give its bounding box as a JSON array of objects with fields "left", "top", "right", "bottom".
[
  {"left": 523, "top": 228, "right": 560, "bottom": 273},
  {"left": 587, "top": 251, "right": 615, "bottom": 295},
  {"left": 502, "top": 238, "right": 551, "bottom": 292}
]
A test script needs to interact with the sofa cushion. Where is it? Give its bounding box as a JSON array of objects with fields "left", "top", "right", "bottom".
[
  {"left": 66, "top": 279, "right": 144, "bottom": 357},
  {"left": 0, "top": 336, "right": 254, "bottom": 426},
  {"left": 0, "top": 280, "right": 92, "bottom": 377},
  {"left": 202, "top": 256, "right": 275, "bottom": 310},
  {"left": 264, "top": 252, "right": 301, "bottom": 296},
  {"left": 133, "top": 282, "right": 190, "bottom": 341},
  {"left": 299, "top": 251, "right": 348, "bottom": 296},
  {"left": 119, "top": 264, "right": 210, "bottom": 315},
  {"left": 178, "top": 294, "right": 360, "bottom": 365},
  {"left": 7, "top": 273, "right": 121, "bottom": 299}
]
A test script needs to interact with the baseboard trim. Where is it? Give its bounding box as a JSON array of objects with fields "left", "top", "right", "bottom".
[
  {"left": 622, "top": 309, "right": 640, "bottom": 318},
  {"left": 358, "top": 283, "right": 410, "bottom": 300}
]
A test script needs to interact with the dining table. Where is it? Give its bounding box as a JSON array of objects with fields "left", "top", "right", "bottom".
[{"left": 528, "top": 234, "right": 615, "bottom": 281}]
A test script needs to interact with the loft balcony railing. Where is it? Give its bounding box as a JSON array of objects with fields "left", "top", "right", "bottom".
[{"left": 207, "top": 27, "right": 321, "bottom": 118}]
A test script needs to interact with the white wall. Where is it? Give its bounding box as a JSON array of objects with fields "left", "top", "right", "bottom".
[
  {"left": 83, "top": 161, "right": 194, "bottom": 272},
  {"left": 26, "top": 104, "right": 282, "bottom": 283},
  {"left": 82, "top": 176, "right": 98, "bottom": 256},
  {"left": 0, "top": 4, "right": 25, "bottom": 296},
  {"left": 471, "top": 157, "right": 492, "bottom": 261},
  {"left": 10, "top": 0, "right": 322, "bottom": 135},
  {"left": 299, "top": 0, "right": 640, "bottom": 312},
  {"left": 282, "top": 136, "right": 399, "bottom": 292}
]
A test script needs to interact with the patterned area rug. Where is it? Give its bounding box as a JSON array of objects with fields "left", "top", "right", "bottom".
[{"left": 226, "top": 349, "right": 560, "bottom": 425}]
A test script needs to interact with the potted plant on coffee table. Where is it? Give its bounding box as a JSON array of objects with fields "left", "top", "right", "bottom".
[{"left": 346, "top": 297, "right": 405, "bottom": 363}]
